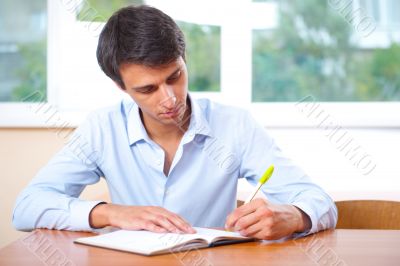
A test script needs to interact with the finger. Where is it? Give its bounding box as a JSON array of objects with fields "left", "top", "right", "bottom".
[
  {"left": 123, "top": 218, "right": 168, "bottom": 233},
  {"left": 146, "top": 223, "right": 169, "bottom": 233},
  {"left": 156, "top": 208, "right": 196, "bottom": 233},
  {"left": 168, "top": 214, "right": 196, "bottom": 233},
  {"left": 225, "top": 203, "right": 258, "bottom": 230},
  {"left": 252, "top": 227, "right": 275, "bottom": 240},
  {"left": 239, "top": 220, "right": 264, "bottom": 237},
  {"left": 152, "top": 214, "right": 181, "bottom": 233},
  {"left": 240, "top": 206, "right": 274, "bottom": 239},
  {"left": 140, "top": 208, "right": 180, "bottom": 233},
  {"left": 233, "top": 210, "right": 260, "bottom": 231}
]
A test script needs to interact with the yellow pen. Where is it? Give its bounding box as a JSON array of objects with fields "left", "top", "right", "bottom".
[{"left": 244, "top": 165, "right": 274, "bottom": 204}]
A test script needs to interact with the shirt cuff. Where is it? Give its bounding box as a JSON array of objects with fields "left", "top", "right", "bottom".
[
  {"left": 291, "top": 202, "right": 317, "bottom": 237},
  {"left": 70, "top": 199, "right": 106, "bottom": 231}
]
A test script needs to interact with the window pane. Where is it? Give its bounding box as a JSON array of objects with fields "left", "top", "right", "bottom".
[
  {"left": 359, "top": 0, "right": 380, "bottom": 23},
  {"left": 177, "top": 22, "right": 221, "bottom": 92},
  {"left": 0, "top": 0, "right": 47, "bottom": 102},
  {"left": 76, "top": 0, "right": 144, "bottom": 22},
  {"left": 387, "top": 0, "right": 400, "bottom": 25},
  {"left": 252, "top": 0, "right": 400, "bottom": 102}
]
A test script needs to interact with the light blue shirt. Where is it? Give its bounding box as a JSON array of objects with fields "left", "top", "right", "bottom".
[{"left": 13, "top": 96, "right": 337, "bottom": 234}]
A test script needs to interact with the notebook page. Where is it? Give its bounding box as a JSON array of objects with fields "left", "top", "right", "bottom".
[{"left": 191, "top": 227, "right": 249, "bottom": 243}]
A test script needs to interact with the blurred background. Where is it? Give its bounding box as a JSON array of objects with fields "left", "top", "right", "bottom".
[{"left": 1, "top": 0, "right": 399, "bottom": 247}]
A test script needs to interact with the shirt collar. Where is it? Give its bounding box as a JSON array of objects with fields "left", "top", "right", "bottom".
[
  {"left": 125, "top": 94, "right": 212, "bottom": 146},
  {"left": 186, "top": 94, "right": 213, "bottom": 138},
  {"left": 125, "top": 100, "right": 150, "bottom": 145}
]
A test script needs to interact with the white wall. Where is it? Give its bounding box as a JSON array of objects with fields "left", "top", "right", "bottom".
[{"left": 239, "top": 127, "right": 400, "bottom": 201}]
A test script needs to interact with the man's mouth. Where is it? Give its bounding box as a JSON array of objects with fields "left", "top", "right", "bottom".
[{"left": 161, "top": 107, "right": 180, "bottom": 118}]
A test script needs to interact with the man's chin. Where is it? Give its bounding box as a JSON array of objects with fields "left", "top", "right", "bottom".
[
  {"left": 159, "top": 116, "right": 184, "bottom": 126},
  {"left": 158, "top": 113, "right": 188, "bottom": 128}
]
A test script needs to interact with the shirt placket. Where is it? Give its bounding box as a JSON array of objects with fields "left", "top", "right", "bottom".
[{"left": 138, "top": 140, "right": 167, "bottom": 205}]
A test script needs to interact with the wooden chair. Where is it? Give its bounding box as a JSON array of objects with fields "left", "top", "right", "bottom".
[{"left": 335, "top": 200, "right": 400, "bottom": 229}]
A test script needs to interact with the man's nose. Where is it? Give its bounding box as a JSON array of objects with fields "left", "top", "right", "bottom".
[{"left": 159, "top": 85, "right": 176, "bottom": 109}]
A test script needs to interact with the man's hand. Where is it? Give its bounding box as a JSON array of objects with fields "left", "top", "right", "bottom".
[
  {"left": 225, "top": 198, "right": 311, "bottom": 240},
  {"left": 89, "top": 203, "right": 196, "bottom": 234}
]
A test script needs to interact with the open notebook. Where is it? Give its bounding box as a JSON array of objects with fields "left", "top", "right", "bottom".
[{"left": 74, "top": 227, "right": 254, "bottom": 256}]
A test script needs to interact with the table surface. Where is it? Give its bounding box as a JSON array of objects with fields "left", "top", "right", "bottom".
[{"left": 0, "top": 229, "right": 399, "bottom": 266}]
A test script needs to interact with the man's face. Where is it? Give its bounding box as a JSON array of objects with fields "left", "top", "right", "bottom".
[{"left": 119, "top": 56, "right": 189, "bottom": 128}]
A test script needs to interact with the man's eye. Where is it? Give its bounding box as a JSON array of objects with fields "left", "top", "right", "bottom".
[
  {"left": 137, "top": 86, "right": 156, "bottom": 93},
  {"left": 167, "top": 71, "right": 181, "bottom": 83}
]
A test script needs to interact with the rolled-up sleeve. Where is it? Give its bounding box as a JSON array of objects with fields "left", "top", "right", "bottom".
[
  {"left": 238, "top": 111, "right": 337, "bottom": 235},
  {"left": 12, "top": 113, "right": 105, "bottom": 231}
]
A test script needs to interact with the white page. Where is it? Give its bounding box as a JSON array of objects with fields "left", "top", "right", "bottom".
[{"left": 191, "top": 227, "right": 248, "bottom": 243}]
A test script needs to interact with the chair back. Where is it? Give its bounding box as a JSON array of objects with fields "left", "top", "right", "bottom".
[{"left": 335, "top": 200, "right": 400, "bottom": 229}]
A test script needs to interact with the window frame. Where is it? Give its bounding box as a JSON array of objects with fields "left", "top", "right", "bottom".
[{"left": 0, "top": 0, "right": 399, "bottom": 128}]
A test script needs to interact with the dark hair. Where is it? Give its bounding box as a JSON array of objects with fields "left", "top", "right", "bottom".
[{"left": 96, "top": 5, "right": 186, "bottom": 89}]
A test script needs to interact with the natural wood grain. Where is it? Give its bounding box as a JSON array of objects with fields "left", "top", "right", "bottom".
[
  {"left": 336, "top": 200, "right": 400, "bottom": 229},
  {"left": 0, "top": 229, "right": 399, "bottom": 266}
]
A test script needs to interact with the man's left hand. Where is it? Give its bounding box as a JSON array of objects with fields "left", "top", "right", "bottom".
[{"left": 225, "top": 198, "right": 311, "bottom": 240}]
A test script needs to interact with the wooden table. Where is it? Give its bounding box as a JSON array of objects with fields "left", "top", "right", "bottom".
[{"left": 0, "top": 229, "right": 399, "bottom": 266}]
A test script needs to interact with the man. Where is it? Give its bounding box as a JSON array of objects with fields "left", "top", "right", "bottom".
[{"left": 13, "top": 5, "right": 337, "bottom": 240}]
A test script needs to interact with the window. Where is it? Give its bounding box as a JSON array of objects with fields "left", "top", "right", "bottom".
[
  {"left": 252, "top": 0, "right": 400, "bottom": 102},
  {"left": 177, "top": 22, "right": 220, "bottom": 92},
  {"left": 0, "top": 0, "right": 47, "bottom": 102},
  {"left": 360, "top": 0, "right": 400, "bottom": 28},
  {"left": 1, "top": 0, "right": 399, "bottom": 127}
]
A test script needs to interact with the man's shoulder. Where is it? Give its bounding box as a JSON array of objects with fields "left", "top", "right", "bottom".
[
  {"left": 193, "top": 98, "right": 259, "bottom": 137},
  {"left": 195, "top": 98, "right": 249, "bottom": 120},
  {"left": 82, "top": 100, "right": 131, "bottom": 127}
]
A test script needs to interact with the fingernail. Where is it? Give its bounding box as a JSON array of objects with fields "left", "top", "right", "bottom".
[{"left": 184, "top": 225, "right": 194, "bottom": 232}]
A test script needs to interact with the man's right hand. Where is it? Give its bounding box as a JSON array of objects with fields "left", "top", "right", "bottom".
[{"left": 89, "top": 203, "right": 196, "bottom": 234}]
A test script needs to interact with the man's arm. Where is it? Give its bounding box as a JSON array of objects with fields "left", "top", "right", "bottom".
[
  {"left": 12, "top": 113, "right": 195, "bottom": 233},
  {"left": 12, "top": 115, "right": 105, "bottom": 231},
  {"left": 225, "top": 111, "right": 337, "bottom": 240}
]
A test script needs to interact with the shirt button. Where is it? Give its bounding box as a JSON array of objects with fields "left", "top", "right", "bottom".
[{"left": 156, "top": 159, "right": 162, "bottom": 165}]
